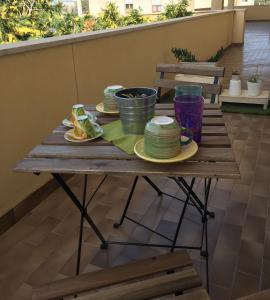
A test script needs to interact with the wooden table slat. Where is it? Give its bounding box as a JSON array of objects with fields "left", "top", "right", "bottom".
[
  {"left": 29, "top": 145, "right": 235, "bottom": 162},
  {"left": 202, "top": 117, "right": 225, "bottom": 126},
  {"left": 202, "top": 126, "right": 227, "bottom": 136},
  {"left": 43, "top": 134, "right": 110, "bottom": 146},
  {"left": 200, "top": 136, "right": 231, "bottom": 148},
  {"left": 95, "top": 116, "right": 225, "bottom": 126},
  {"left": 43, "top": 134, "right": 231, "bottom": 148},
  {"left": 92, "top": 110, "right": 222, "bottom": 120},
  {"left": 70, "top": 107, "right": 222, "bottom": 119},
  {"left": 53, "top": 125, "right": 227, "bottom": 136},
  {"left": 91, "top": 109, "right": 223, "bottom": 118},
  {"left": 14, "top": 158, "right": 240, "bottom": 179},
  {"left": 84, "top": 103, "right": 220, "bottom": 111}
]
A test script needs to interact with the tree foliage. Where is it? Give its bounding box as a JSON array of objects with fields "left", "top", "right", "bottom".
[
  {"left": 0, "top": 0, "right": 89, "bottom": 43},
  {"left": 93, "top": 3, "right": 147, "bottom": 30},
  {"left": 122, "top": 8, "right": 147, "bottom": 26},
  {"left": 161, "top": 0, "right": 192, "bottom": 19},
  {"left": 93, "top": 2, "right": 122, "bottom": 30},
  {"left": 0, "top": 0, "right": 192, "bottom": 44}
]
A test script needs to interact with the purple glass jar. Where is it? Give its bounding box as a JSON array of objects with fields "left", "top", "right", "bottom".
[{"left": 174, "top": 95, "right": 204, "bottom": 144}]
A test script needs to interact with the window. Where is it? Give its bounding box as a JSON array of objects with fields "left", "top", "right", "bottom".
[
  {"left": 125, "top": 3, "right": 134, "bottom": 10},
  {"left": 152, "top": 0, "right": 161, "bottom": 12},
  {"left": 125, "top": 0, "right": 133, "bottom": 11},
  {"left": 152, "top": 5, "right": 161, "bottom": 12}
]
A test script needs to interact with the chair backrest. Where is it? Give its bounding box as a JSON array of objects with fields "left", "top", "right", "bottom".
[{"left": 155, "top": 62, "right": 225, "bottom": 103}]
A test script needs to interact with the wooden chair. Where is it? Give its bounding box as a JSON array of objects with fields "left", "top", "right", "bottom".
[
  {"left": 32, "top": 249, "right": 270, "bottom": 300},
  {"left": 32, "top": 251, "right": 209, "bottom": 300},
  {"left": 238, "top": 290, "right": 270, "bottom": 300},
  {"left": 155, "top": 62, "right": 225, "bottom": 103}
]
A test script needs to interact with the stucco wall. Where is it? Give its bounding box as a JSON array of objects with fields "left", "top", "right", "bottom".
[
  {"left": 0, "top": 45, "right": 78, "bottom": 216},
  {"left": 236, "top": 5, "right": 270, "bottom": 20},
  {"left": 0, "top": 10, "right": 239, "bottom": 217}
]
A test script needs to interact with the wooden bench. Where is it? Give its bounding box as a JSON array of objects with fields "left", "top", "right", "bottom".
[
  {"left": 155, "top": 63, "right": 225, "bottom": 103},
  {"left": 32, "top": 251, "right": 208, "bottom": 300},
  {"left": 219, "top": 89, "right": 269, "bottom": 110}
]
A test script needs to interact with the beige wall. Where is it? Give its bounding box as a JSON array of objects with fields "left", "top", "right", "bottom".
[
  {"left": 0, "top": 46, "right": 78, "bottom": 216},
  {"left": 237, "top": 5, "right": 270, "bottom": 20},
  {"left": 0, "top": 10, "right": 240, "bottom": 217},
  {"left": 233, "top": 9, "right": 246, "bottom": 43},
  {"left": 74, "top": 12, "right": 234, "bottom": 102}
]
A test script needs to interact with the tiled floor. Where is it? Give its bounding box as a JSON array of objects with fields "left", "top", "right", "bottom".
[
  {"left": 220, "top": 21, "right": 270, "bottom": 90},
  {"left": 0, "top": 21, "right": 270, "bottom": 300}
]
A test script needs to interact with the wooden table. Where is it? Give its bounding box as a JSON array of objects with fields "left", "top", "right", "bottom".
[
  {"left": 15, "top": 103, "right": 239, "bottom": 178},
  {"left": 14, "top": 103, "right": 240, "bottom": 290}
]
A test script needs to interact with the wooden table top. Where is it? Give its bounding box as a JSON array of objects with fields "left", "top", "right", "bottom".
[{"left": 14, "top": 103, "right": 240, "bottom": 179}]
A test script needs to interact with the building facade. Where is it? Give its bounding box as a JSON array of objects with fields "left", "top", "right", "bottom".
[
  {"left": 61, "top": 0, "right": 196, "bottom": 16},
  {"left": 88, "top": 0, "right": 194, "bottom": 16}
]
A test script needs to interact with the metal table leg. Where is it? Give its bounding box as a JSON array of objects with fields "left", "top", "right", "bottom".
[
  {"left": 110, "top": 175, "right": 213, "bottom": 291},
  {"left": 111, "top": 175, "right": 208, "bottom": 249},
  {"left": 201, "top": 178, "right": 212, "bottom": 292},
  {"left": 176, "top": 177, "right": 215, "bottom": 218},
  {"left": 170, "top": 178, "right": 195, "bottom": 252},
  {"left": 76, "top": 175, "right": 88, "bottom": 275},
  {"left": 142, "top": 176, "right": 162, "bottom": 196},
  {"left": 52, "top": 173, "right": 108, "bottom": 251},
  {"left": 144, "top": 176, "right": 203, "bottom": 210},
  {"left": 114, "top": 176, "right": 205, "bottom": 231},
  {"left": 113, "top": 176, "right": 139, "bottom": 228}
]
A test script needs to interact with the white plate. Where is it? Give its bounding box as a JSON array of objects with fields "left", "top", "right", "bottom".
[
  {"left": 64, "top": 124, "right": 103, "bottom": 143},
  {"left": 62, "top": 111, "right": 97, "bottom": 128}
]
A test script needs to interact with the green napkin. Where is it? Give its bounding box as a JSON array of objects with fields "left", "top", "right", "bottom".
[{"left": 102, "top": 120, "right": 143, "bottom": 155}]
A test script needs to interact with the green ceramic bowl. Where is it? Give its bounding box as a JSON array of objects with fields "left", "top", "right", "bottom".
[
  {"left": 144, "top": 116, "right": 181, "bottom": 159},
  {"left": 103, "top": 85, "right": 123, "bottom": 111}
]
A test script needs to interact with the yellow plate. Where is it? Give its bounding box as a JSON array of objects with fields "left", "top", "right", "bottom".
[
  {"left": 134, "top": 138, "right": 198, "bottom": 163},
  {"left": 96, "top": 103, "right": 119, "bottom": 114}
]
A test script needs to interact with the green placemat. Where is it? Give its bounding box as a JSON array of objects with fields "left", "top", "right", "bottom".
[{"left": 102, "top": 120, "right": 143, "bottom": 155}]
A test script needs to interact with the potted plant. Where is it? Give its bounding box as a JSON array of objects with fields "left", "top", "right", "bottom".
[
  {"left": 247, "top": 72, "right": 262, "bottom": 97},
  {"left": 231, "top": 70, "right": 240, "bottom": 81},
  {"left": 229, "top": 70, "right": 241, "bottom": 96}
]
